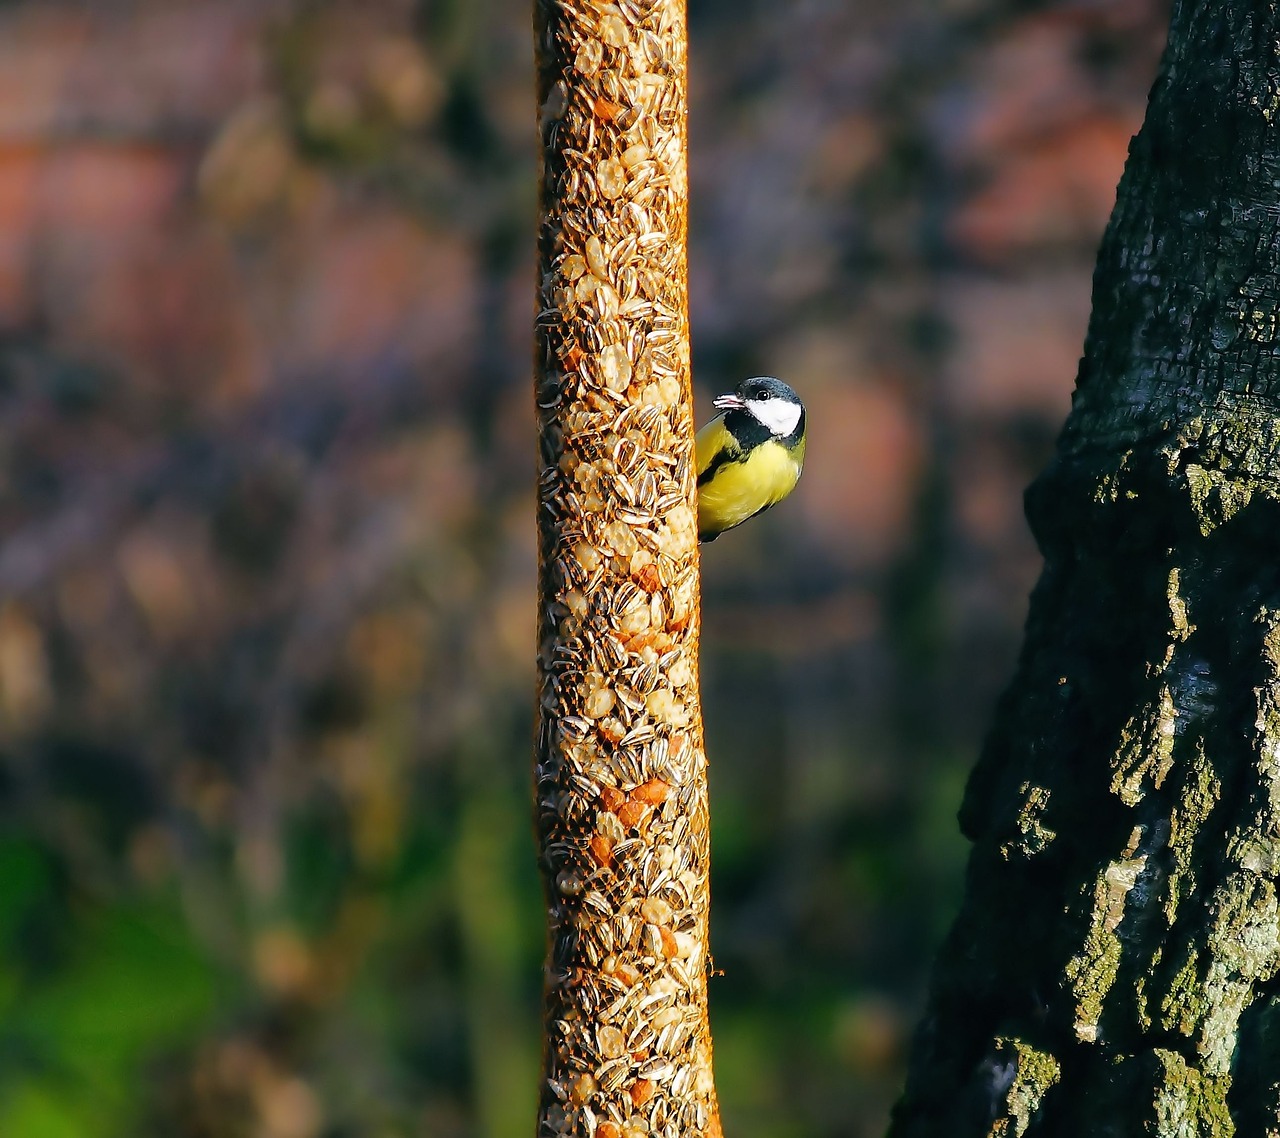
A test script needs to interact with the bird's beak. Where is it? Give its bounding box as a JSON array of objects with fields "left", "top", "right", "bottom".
[{"left": 713, "top": 393, "right": 746, "bottom": 411}]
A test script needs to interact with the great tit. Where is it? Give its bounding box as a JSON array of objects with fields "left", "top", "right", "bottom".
[{"left": 695, "top": 376, "right": 806, "bottom": 542}]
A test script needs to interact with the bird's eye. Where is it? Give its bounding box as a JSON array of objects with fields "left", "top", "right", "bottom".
[{"left": 756, "top": 390, "right": 771, "bottom": 400}]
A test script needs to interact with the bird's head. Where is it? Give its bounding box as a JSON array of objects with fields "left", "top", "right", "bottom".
[{"left": 713, "top": 376, "right": 804, "bottom": 438}]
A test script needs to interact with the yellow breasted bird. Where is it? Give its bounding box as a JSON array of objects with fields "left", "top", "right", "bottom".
[{"left": 695, "top": 376, "right": 806, "bottom": 542}]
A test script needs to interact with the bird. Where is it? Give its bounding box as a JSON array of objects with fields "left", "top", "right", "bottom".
[{"left": 695, "top": 376, "right": 806, "bottom": 542}]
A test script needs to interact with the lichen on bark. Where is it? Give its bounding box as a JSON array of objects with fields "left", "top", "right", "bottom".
[{"left": 890, "top": 4, "right": 1280, "bottom": 1135}]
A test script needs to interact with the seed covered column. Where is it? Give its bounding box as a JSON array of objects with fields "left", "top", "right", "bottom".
[{"left": 533, "top": 1, "right": 720, "bottom": 1137}]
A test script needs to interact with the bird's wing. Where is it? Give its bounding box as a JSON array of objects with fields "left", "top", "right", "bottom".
[
  {"left": 789, "top": 432, "right": 806, "bottom": 478},
  {"left": 695, "top": 414, "right": 742, "bottom": 486}
]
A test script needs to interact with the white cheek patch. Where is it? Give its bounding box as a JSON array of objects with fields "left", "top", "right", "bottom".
[{"left": 749, "top": 398, "right": 802, "bottom": 437}]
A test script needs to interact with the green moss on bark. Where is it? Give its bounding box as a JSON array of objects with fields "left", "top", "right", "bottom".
[
  {"left": 990, "top": 1038, "right": 1061, "bottom": 1137},
  {"left": 1153, "top": 1049, "right": 1233, "bottom": 1138}
]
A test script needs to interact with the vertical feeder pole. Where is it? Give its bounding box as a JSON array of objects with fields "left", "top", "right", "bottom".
[{"left": 533, "top": 2, "right": 721, "bottom": 1138}]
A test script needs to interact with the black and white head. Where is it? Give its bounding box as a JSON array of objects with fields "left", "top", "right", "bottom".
[{"left": 713, "top": 376, "right": 804, "bottom": 440}]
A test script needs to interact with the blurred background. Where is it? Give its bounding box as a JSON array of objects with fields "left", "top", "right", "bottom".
[{"left": 0, "top": 1, "right": 1167, "bottom": 1135}]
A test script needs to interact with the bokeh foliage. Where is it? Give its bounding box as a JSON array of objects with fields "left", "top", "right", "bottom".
[{"left": 0, "top": 1, "right": 1167, "bottom": 1135}]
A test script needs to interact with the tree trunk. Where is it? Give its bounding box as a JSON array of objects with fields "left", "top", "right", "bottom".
[
  {"left": 890, "top": 4, "right": 1280, "bottom": 1135},
  {"left": 533, "top": 3, "right": 721, "bottom": 1138}
]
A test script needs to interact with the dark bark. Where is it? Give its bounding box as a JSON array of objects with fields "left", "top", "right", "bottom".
[{"left": 890, "top": 4, "right": 1280, "bottom": 1135}]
